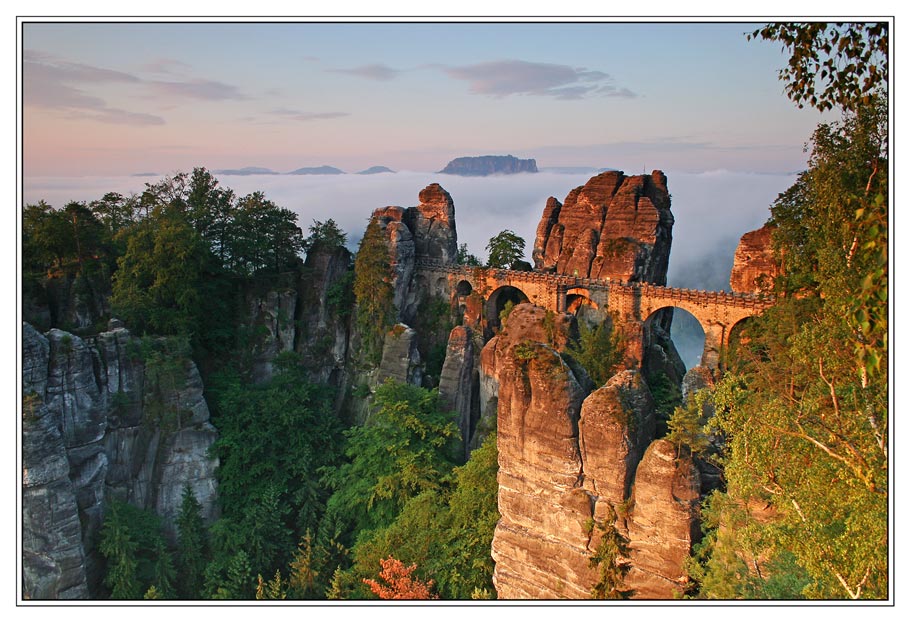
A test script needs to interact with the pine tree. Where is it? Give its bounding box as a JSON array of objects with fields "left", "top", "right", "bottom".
[
  {"left": 176, "top": 485, "right": 208, "bottom": 599},
  {"left": 99, "top": 503, "right": 141, "bottom": 599}
]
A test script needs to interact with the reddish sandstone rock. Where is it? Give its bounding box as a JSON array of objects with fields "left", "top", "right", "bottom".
[
  {"left": 483, "top": 304, "right": 595, "bottom": 598},
  {"left": 625, "top": 439, "right": 701, "bottom": 598},
  {"left": 730, "top": 223, "right": 779, "bottom": 294},
  {"left": 534, "top": 170, "right": 673, "bottom": 284},
  {"left": 405, "top": 183, "right": 458, "bottom": 264},
  {"left": 578, "top": 371, "right": 656, "bottom": 507}
]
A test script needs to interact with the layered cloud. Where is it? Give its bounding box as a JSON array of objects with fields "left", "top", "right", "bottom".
[
  {"left": 441, "top": 60, "right": 636, "bottom": 100},
  {"left": 148, "top": 78, "right": 247, "bottom": 101},
  {"left": 329, "top": 63, "right": 401, "bottom": 81},
  {"left": 24, "top": 49, "right": 250, "bottom": 126},
  {"left": 24, "top": 50, "right": 165, "bottom": 126},
  {"left": 329, "top": 58, "right": 638, "bottom": 100},
  {"left": 268, "top": 108, "right": 351, "bottom": 122}
]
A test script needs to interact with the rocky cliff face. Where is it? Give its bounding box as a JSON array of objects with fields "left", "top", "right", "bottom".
[
  {"left": 22, "top": 321, "right": 219, "bottom": 598},
  {"left": 483, "top": 304, "right": 700, "bottom": 599},
  {"left": 730, "top": 223, "right": 779, "bottom": 293},
  {"left": 533, "top": 170, "right": 673, "bottom": 284},
  {"left": 439, "top": 155, "right": 538, "bottom": 176}
]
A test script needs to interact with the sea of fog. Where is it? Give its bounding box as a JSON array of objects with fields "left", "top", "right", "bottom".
[{"left": 24, "top": 170, "right": 797, "bottom": 367}]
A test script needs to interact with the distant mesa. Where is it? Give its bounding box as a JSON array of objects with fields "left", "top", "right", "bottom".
[
  {"left": 287, "top": 165, "right": 346, "bottom": 175},
  {"left": 214, "top": 167, "right": 279, "bottom": 175},
  {"left": 356, "top": 166, "right": 395, "bottom": 175},
  {"left": 439, "top": 155, "right": 538, "bottom": 176}
]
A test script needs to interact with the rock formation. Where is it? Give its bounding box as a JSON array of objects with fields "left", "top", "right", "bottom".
[
  {"left": 21, "top": 320, "right": 219, "bottom": 598},
  {"left": 483, "top": 304, "right": 701, "bottom": 599},
  {"left": 625, "top": 440, "right": 701, "bottom": 598},
  {"left": 533, "top": 170, "right": 673, "bottom": 284},
  {"left": 405, "top": 183, "right": 458, "bottom": 264},
  {"left": 438, "top": 325, "right": 480, "bottom": 460},
  {"left": 439, "top": 155, "right": 538, "bottom": 176},
  {"left": 730, "top": 223, "right": 779, "bottom": 293}
]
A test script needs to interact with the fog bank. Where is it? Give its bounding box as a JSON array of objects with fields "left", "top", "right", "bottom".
[{"left": 24, "top": 169, "right": 798, "bottom": 368}]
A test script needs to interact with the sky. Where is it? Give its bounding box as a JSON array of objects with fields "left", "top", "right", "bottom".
[{"left": 21, "top": 19, "right": 836, "bottom": 177}]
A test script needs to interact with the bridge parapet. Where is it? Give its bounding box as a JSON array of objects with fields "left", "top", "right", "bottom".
[{"left": 414, "top": 258, "right": 774, "bottom": 310}]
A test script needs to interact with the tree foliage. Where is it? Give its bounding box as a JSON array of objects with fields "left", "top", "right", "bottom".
[
  {"left": 353, "top": 220, "right": 395, "bottom": 365},
  {"left": 336, "top": 433, "right": 500, "bottom": 599},
  {"left": 320, "top": 380, "right": 459, "bottom": 539},
  {"left": 362, "top": 557, "right": 438, "bottom": 599},
  {"left": 99, "top": 501, "right": 177, "bottom": 599},
  {"left": 565, "top": 319, "right": 623, "bottom": 387},
  {"left": 750, "top": 22, "right": 888, "bottom": 111},
  {"left": 485, "top": 230, "right": 526, "bottom": 269},
  {"left": 176, "top": 485, "right": 208, "bottom": 599},
  {"left": 304, "top": 219, "right": 347, "bottom": 253},
  {"left": 207, "top": 353, "right": 344, "bottom": 582},
  {"left": 699, "top": 98, "right": 888, "bottom": 600}
]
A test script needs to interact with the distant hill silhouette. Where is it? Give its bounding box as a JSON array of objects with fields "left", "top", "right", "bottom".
[
  {"left": 439, "top": 155, "right": 537, "bottom": 176},
  {"left": 287, "top": 165, "right": 346, "bottom": 175}
]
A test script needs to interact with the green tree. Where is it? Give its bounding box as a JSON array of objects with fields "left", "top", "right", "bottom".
[
  {"left": 99, "top": 501, "right": 177, "bottom": 599},
  {"left": 353, "top": 220, "right": 395, "bottom": 364},
  {"left": 338, "top": 433, "right": 500, "bottom": 599},
  {"left": 702, "top": 100, "right": 888, "bottom": 599},
  {"left": 565, "top": 319, "right": 623, "bottom": 387},
  {"left": 749, "top": 22, "right": 888, "bottom": 112},
  {"left": 99, "top": 502, "right": 141, "bottom": 599},
  {"left": 588, "top": 506, "right": 632, "bottom": 599},
  {"left": 304, "top": 219, "right": 348, "bottom": 253},
  {"left": 111, "top": 205, "right": 209, "bottom": 336},
  {"left": 320, "top": 381, "right": 459, "bottom": 547},
  {"left": 485, "top": 230, "right": 526, "bottom": 269},
  {"left": 456, "top": 242, "right": 481, "bottom": 266},
  {"left": 176, "top": 485, "right": 208, "bottom": 599}
]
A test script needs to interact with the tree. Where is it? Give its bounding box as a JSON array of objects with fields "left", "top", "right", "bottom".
[
  {"left": 362, "top": 557, "right": 438, "bottom": 599},
  {"left": 304, "top": 219, "right": 347, "bottom": 253},
  {"left": 565, "top": 319, "right": 623, "bottom": 387},
  {"left": 99, "top": 503, "right": 141, "bottom": 599},
  {"left": 749, "top": 22, "right": 888, "bottom": 112},
  {"left": 353, "top": 219, "right": 395, "bottom": 364},
  {"left": 456, "top": 242, "right": 481, "bottom": 266},
  {"left": 111, "top": 205, "right": 210, "bottom": 336},
  {"left": 320, "top": 381, "right": 459, "bottom": 543},
  {"left": 702, "top": 101, "right": 888, "bottom": 599},
  {"left": 588, "top": 506, "right": 632, "bottom": 599},
  {"left": 99, "top": 501, "right": 177, "bottom": 600},
  {"left": 339, "top": 433, "right": 500, "bottom": 600},
  {"left": 485, "top": 230, "right": 526, "bottom": 269},
  {"left": 176, "top": 485, "right": 208, "bottom": 599}
]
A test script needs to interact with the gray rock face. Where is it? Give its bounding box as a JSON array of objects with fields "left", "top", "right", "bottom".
[
  {"left": 22, "top": 401, "right": 89, "bottom": 599},
  {"left": 247, "top": 288, "right": 298, "bottom": 383},
  {"left": 438, "top": 326, "right": 479, "bottom": 460},
  {"left": 296, "top": 245, "right": 353, "bottom": 388},
  {"left": 21, "top": 322, "right": 219, "bottom": 598},
  {"left": 371, "top": 206, "right": 417, "bottom": 322},
  {"left": 376, "top": 324, "right": 422, "bottom": 387}
]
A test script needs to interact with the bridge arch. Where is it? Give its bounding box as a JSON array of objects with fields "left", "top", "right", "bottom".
[
  {"left": 643, "top": 306, "right": 706, "bottom": 370},
  {"left": 455, "top": 279, "right": 473, "bottom": 297},
  {"left": 486, "top": 285, "right": 530, "bottom": 331}
]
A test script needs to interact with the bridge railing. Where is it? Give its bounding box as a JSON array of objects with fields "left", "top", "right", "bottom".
[{"left": 413, "top": 258, "right": 775, "bottom": 308}]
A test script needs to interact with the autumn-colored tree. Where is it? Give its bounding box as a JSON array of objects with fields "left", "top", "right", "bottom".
[{"left": 362, "top": 557, "right": 438, "bottom": 600}]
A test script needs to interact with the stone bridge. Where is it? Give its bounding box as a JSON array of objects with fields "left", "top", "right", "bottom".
[{"left": 415, "top": 259, "right": 774, "bottom": 370}]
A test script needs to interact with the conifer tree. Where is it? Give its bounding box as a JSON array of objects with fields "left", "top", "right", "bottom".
[{"left": 176, "top": 485, "right": 208, "bottom": 599}]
